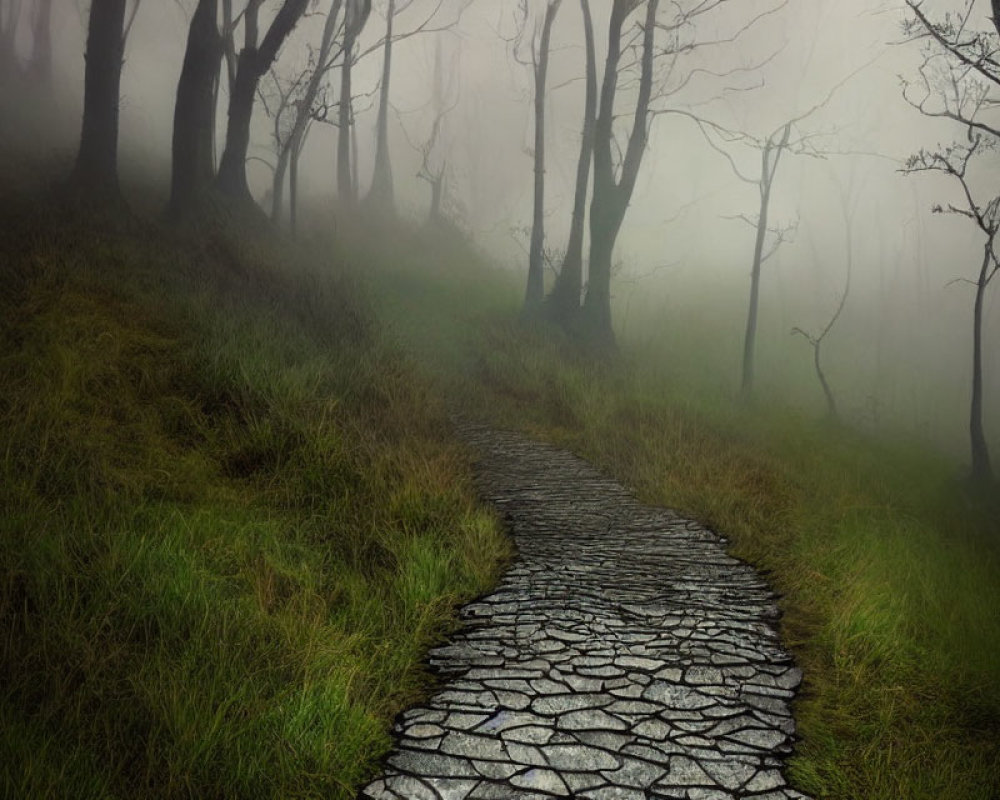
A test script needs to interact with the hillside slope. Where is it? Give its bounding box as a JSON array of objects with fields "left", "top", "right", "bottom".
[{"left": 0, "top": 207, "right": 508, "bottom": 799}]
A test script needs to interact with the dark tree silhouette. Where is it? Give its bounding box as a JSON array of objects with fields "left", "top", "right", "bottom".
[
  {"left": 578, "top": 0, "right": 785, "bottom": 350},
  {"left": 366, "top": 0, "right": 469, "bottom": 213},
  {"left": 0, "top": 0, "right": 23, "bottom": 78},
  {"left": 29, "top": 0, "right": 52, "bottom": 85},
  {"left": 409, "top": 34, "right": 458, "bottom": 226},
  {"left": 739, "top": 122, "right": 792, "bottom": 398},
  {"left": 170, "top": 0, "right": 223, "bottom": 219},
  {"left": 366, "top": 0, "right": 397, "bottom": 211},
  {"left": 580, "top": 0, "right": 658, "bottom": 350},
  {"left": 336, "top": 0, "right": 372, "bottom": 206},
  {"left": 790, "top": 169, "right": 862, "bottom": 420},
  {"left": 670, "top": 53, "right": 867, "bottom": 397},
  {"left": 268, "top": 0, "right": 345, "bottom": 230},
  {"left": 902, "top": 0, "right": 1000, "bottom": 487},
  {"left": 545, "top": 0, "right": 595, "bottom": 330},
  {"left": 72, "top": 0, "right": 129, "bottom": 202},
  {"left": 511, "top": 0, "right": 563, "bottom": 317},
  {"left": 216, "top": 0, "right": 309, "bottom": 204}
]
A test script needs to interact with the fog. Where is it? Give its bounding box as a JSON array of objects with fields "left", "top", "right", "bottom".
[{"left": 4, "top": 0, "right": 998, "bottom": 462}]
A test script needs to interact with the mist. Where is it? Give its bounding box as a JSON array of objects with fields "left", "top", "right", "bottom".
[
  {"left": 11, "top": 0, "right": 985, "bottom": 461},
  {"left": 3, "top": 3, "right": 1000, "bottom": 798}
]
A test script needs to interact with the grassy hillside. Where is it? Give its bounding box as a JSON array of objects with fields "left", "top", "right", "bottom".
[
  {"left": 0, "top": 205, "right": 508, "bottom": 799},
  {"left": 358, "top": 222, "right": 1000, "bottom": 800},
  {"left": 1, "top": 181, "right": 996, "bottom": 799}
]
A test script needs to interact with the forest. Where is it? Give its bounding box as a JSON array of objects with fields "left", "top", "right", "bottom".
[{"left": 0, "top": 0, "right": 998, "bottom": 798}]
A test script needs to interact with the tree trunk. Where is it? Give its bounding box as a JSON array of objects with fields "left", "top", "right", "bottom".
[
  {"left": 367, "top": 0, "right": 395, "bottom": 211},
  {"left": 170, "top": 0, "right": 221, "bottom": 218},
  {"left": 338, "top": 1, "right": 372, "bottom": 205},
  {"left": 272, "top": 0, "right": 343, "bottom": 225},
  {"left": 337, "top": 59, "right": 354, "bottom": 202},
  {"left": 545, "top": 0, "right": 595, "bottom": 328},
  {"left": 216, "top": 0, "right": 308, "bottom": 203},
  {"left": 428, "top": 173, "right": 444, "bottom": 224},
  {"left": 740, "top": 123, "right": 789, "bottom": 398},
  {"left": 0, "top": 0, "right": 21, "bottom": 77},
  {"left": 29, "top": 0, "right": 52, "bottom": 85},
  {"left": 216, "top": 48, "right": 258, "bottom": 200},
  {"left": 579, "top": 0, "right": 658, "bottom": 349},
  {"left": 290, "top": 131, "right": 303, "bottom": 233},
  {"left": 813, "top": 343, "right": 837, "bottom": 419},
  {"left": 72, "top": 0, "right": 127, "bottom": 202},
  {"left": 970, "top": 243, "right": 994, "bottom": 485},
  {"left": 581, "top": 198, "right": 622, "bottom": 349},
  {"left": 271, "top": 136, "right": 291, "bottom": 222},
  {"left": 523, "top": 0, "right": 562, "bottom": 316},
  {"left": 337, "top": 0, "right": 370, "bottom": 209},
  {"left": 741, "top": 168, "right": 771, "bottom": 399}
]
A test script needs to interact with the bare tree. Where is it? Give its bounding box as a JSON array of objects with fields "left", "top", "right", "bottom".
[
  {"left": 0, "top": 0, "right": 23, "bottom": 77},
  {"left": 580, "top": 0, "right": 658, "bottom": 349},
  {"left": 216, "top": 0, "right": 310, "bottom": 204},
  {"left": 792, "top": 181, "right": 858, "bottom": 420},
  {"left": 71, "top": 0, "right": 139, "bottom": 202},
  {"left": 545, "top": 0, "right": 596, "bottom": 329},
  {"left": 365, "top": 0, "right": 466, "bottom": 212},
  {"left": 28, "top": 0, "right": 52, "bottom": 85},
  {"left": 366, "top": 0, "right": 398, "bottom": 210},
  {"left": 170, "top": 0, "right": 223, "bottom": 219},
  {"left": 580, "top": 0, "right": 782, "bottom": 350},
  {"left": 266, "top": 0, "right": 345, "bottom": 229},
  {"left": 671, "top": 54, "right": 870, "bottom": 397},
  {"left": 336, "top": 0, "right": 372, "bottom": 206},
  {"left": 902, "top": 0, "right": 999, "bottom": 486},
  {"left": 412, "top": 33, "right": 458, "bottom": 225},
  {"left": 509, "top": 0, "right": 564, "bottom": 316}
]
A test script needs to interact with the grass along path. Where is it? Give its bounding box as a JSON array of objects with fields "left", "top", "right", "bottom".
[
  {"left": 358, "top": 222, "right": 1000, "bottom": 800},
  {"left": 362, "top": 421, "right": 809, "bottom": 800}
]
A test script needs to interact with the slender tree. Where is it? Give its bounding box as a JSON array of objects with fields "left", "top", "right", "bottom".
[
  {"left": 72, "top": 0, "right": 129, "bottom": 201},
  {"left": 902, "top": 0, "right": 1000, "bottom": 486},
  {"left": 514, "top": 0, "right": 563, "bottom": 316},
  {"left": 0, "top": 0, "right": 23, "bottom": 77},
  {"left": 580, "top": 0, "right": 658, "bottom": 349},
  {"left": 216, "top": 0, "right": 309, "bottom": 203},
  {"left": 545, "top": 0, "right": 595, "bottom": 329},
  {"left": 366, "top": 0, "right": 397, "bottom": 210},
  {"left": 170, "top": 0, "right": 222, "bottom": 218},
  {"left": 28, "top": 0, "right": 52, "bottom": 85},
  {"left": 269, "top": 0, "right": 345, "bottom": 228},
  {"left": 671, "top": 54, "right": 866, "bottom": 397},
  {"left": 741, "top": 122, "right": 792, "bottom": 397},
  {"left": 365, "top": 0, "right": 468, "bottom": 213},
  {"left": 336, "top": 0, "right": 371, "bottom": 206},
  {"left": 791, "top": 169, "right": 860, "bottom": 420},
  {"left": 395, "top": 32, "right": 458, "bottom": 225}
]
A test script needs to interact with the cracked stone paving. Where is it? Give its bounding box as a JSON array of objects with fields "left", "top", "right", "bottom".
[{"left": 360, "top": 423, "right": 810, "bottom": 800}]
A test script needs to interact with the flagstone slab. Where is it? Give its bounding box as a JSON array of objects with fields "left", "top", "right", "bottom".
[{"left": 359, "top": 424, "right": 809, "bottom": 800}]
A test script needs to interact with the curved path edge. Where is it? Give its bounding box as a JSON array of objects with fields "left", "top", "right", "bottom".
[{"left": 360, "top": 422, "right": 811, "bottom": 800}]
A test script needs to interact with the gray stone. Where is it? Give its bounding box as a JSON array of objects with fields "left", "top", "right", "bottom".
[
  {"left": 511, "top": 768, "right": 571, "bottom": 795},
  {"left": 358, "top": 424, "right": 810, "bottom": 800}
]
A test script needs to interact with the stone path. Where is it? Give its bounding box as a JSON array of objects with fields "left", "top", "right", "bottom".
[{"left": 360, "top": 424, "right": 809, "bottom": 800}]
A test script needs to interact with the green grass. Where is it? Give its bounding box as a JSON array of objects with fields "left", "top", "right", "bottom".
[
  {"left": 2, "top": 174, "right": 997, "bottom": 799},
  {"left": 0, "top": 205, "right": 508, "bottom": 799},
  {"left": 356, "top": 223, "right": 1000, "bottom": 800}
]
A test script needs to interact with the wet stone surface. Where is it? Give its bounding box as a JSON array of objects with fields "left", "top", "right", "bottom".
[{"left": 360, "top": 424, "right": 810, "bottom": 800}]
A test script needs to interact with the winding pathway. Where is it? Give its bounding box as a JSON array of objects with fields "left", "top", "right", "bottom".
[{"left": 360, "top": 424, "right": 810, "bottom": 800}]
